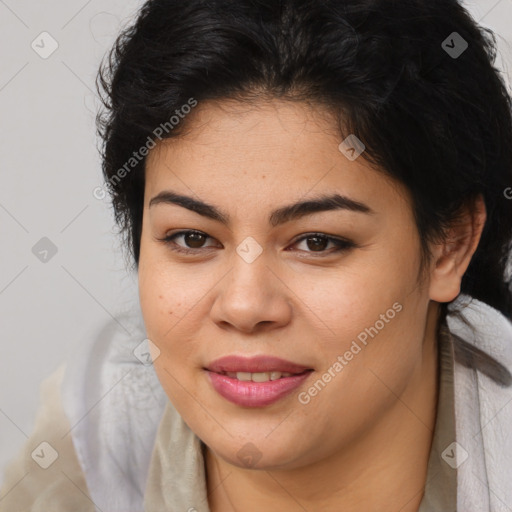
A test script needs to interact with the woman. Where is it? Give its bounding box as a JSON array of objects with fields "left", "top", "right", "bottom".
[{"left": 1, "top": 0, "right": 512, "bottom": 510}]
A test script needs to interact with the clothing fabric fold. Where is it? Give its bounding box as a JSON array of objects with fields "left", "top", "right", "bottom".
[{"left": 417, "top": 320, "right": 456, "bottom": 512}]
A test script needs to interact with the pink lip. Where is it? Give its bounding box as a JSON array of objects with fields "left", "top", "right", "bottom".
[
  {"left": 205, "top": 355, "right": 312, "bottom": 374},
  {"left": 206, "top": 370, "right": 313, "bottom": 407}
]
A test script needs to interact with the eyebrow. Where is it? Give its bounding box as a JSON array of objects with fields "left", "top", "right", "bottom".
[{"left": 149, "top": 190, "right": 375, "bottom": 227}]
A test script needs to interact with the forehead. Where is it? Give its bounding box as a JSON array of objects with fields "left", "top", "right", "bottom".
[{"left": 144, "top": 99, "right": 410, "bottom": 217}]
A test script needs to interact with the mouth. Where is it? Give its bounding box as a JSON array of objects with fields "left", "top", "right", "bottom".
[
  {"left": 207, "top": 369, "right": 314, "bottom": 382},
  {"left": 204, "top": 368, "right": 314, "bottom": 407},
  {"left": 205, "top": 354, "right": 313, "bottom": 376},
  {"left": 203, "top": 355, "right": 314, "bottom": 406}
]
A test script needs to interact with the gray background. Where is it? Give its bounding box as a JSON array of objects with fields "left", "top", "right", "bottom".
[{"left": 1, "top": 0, "right": 511, "bottom": 477}]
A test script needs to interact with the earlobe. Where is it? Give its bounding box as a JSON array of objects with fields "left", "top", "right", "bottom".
[{"left": 428, "top": 195, "right": 487, "bottom": 303}]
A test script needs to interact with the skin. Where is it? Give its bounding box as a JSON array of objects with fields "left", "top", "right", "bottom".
[{"left": 138, "top": 99, "right": 486, "bottom": 511}]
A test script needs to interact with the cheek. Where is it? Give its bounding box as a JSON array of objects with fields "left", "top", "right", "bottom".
[
  {"left": 138, "top": 254, "right": 200, "bottom": 330},
  {"left": 302, "top": 246, "right": 424, "bottom": 385},
  {"left": 138, "top": 267, "right": 169, "bottom": 335},
  {"left": 138, "top": 257, "right": 211, "bottom": 372},
  {"left": 300, "top": 263, "right": 412, "bottom": 346},
  {"left": 138, "top": 264, "right": 201, "bottom": 401}
]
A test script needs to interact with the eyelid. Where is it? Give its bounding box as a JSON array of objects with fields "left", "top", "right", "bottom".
[
  {"left": 157, "top": 229, "right": 356, "bottom": 256},
  {"left": 156, "top": 230, "right": 219, "bottom": 253}
]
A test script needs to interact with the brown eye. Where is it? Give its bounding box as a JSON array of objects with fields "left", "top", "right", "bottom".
[
  {"left": 304, "top": 235, "right": 329, "bottom": 252},
  {"left": 182, "top": 231, "right": 207, "bottom": 248},
  {"left": 292, "top": 233, "right": 355, "bottom": 255},
  {"left": 157, "top": 230, "right": 218, "bottom": 254}
]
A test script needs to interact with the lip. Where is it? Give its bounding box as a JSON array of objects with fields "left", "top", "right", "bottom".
[
  {"left": 206, "top": 370, "right": 313, "bottom": 407},
  {"left": 205, "top": 355, "right": 313, "bottom": 374}
]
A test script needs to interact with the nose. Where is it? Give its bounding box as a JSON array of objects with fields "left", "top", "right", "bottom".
[{"left": 209, "top": 251, "right": 293, "bottom": 334}]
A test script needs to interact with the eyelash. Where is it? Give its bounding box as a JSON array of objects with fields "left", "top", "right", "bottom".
[{"left": 157, "top": 230, "right": 356, "bottom": 257}]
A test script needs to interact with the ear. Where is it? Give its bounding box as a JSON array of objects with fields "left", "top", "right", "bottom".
[{"left": 429, "top": 194, "right": 487, "bottom": 303}]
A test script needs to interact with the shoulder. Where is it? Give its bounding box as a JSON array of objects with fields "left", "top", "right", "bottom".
[
  {"left": 0, "top": 364, "right": 95, "bottom": 511},
  {"left": 0, "top": 304, "right": 169, "bottom": 512}
]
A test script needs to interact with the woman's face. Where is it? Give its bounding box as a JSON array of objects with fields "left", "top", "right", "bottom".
[{"left": 138, "top": 99, "right": 437, "bottom": 470}]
